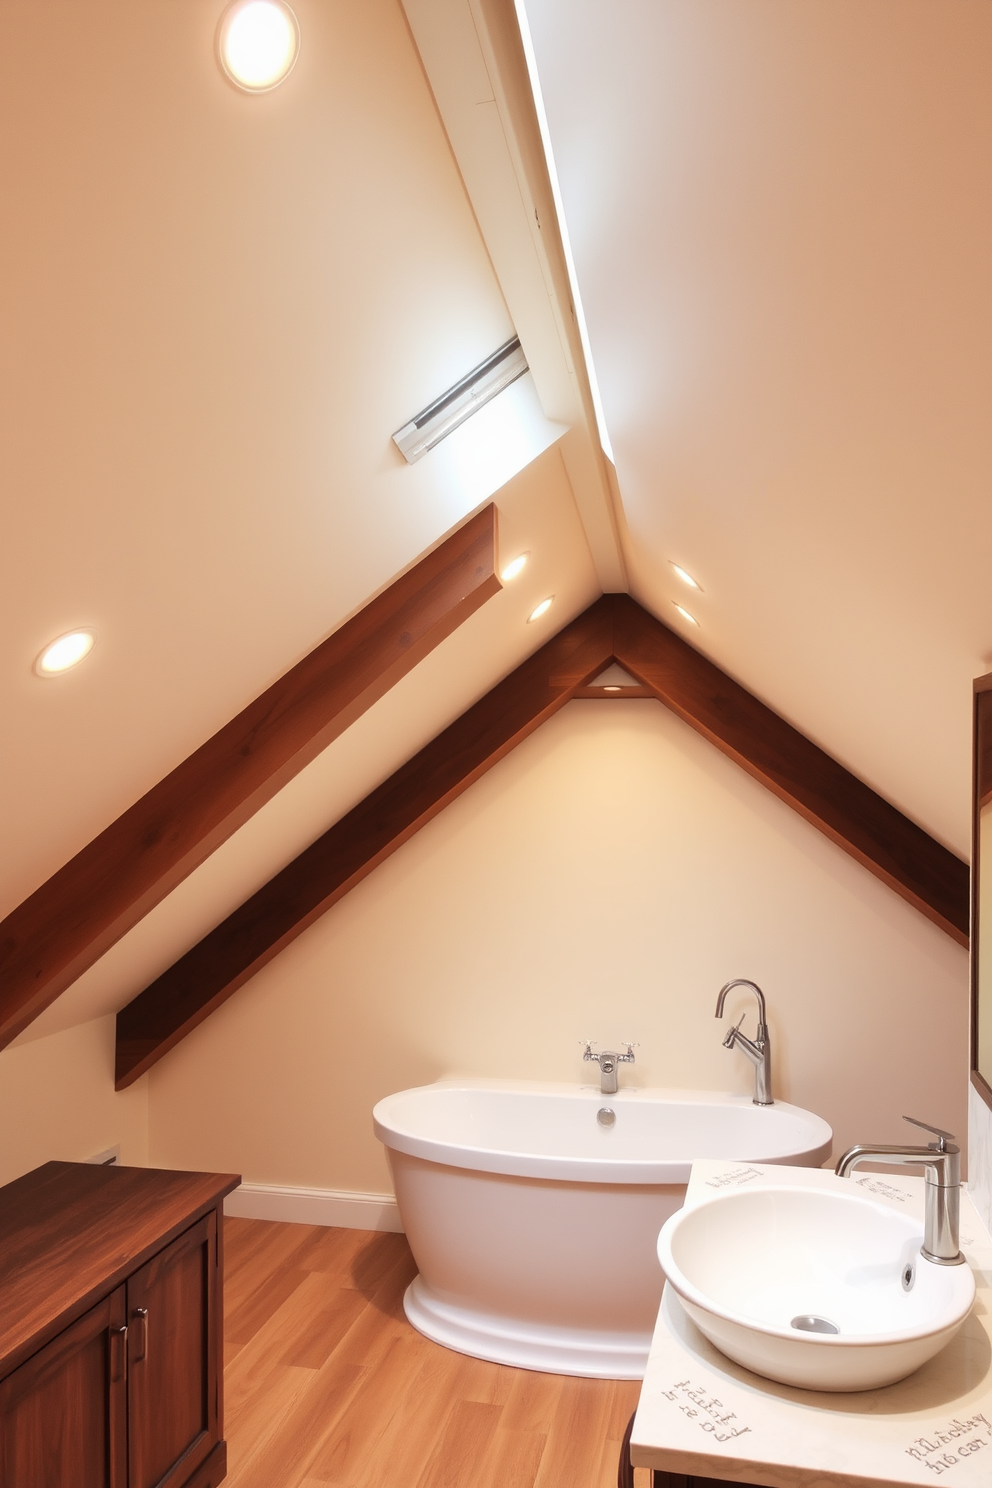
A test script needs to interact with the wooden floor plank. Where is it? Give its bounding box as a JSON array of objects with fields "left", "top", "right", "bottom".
[
  {"left": 348, "top": 1338, "right": 478, "bottom": 1488},
  {"left": 347, "top": 1231, "right": 412, "bottom": 1296},
  {"left": 226, "top": 1271, "right": 340, "bottom": 1425},
  {"left": 306, "top": 1330, "right": 443, "bottom": 1486},
  {"left": 228, "top": 1354, "right": 366, "bottom": 1488},
  {"left": 533, "top": 1375, "right": 619, "bottom": 1488},
  {"left": 416, "top": 1398, "right": 501, "bottom": 1488},
  {"left": 222, "top": 1219, "right": 634, "bottom": 1488},
  {"left": 279, "top": 1286, "right": 370, "bottom": 1370},
  {"left": 473, "top": 1426, "right": 550, "bottom": 1488},
  {"left": 226, "top": 1262, "right": 311, "bottom": 1347},
  {"left": 290, "top": 1223, "right": 380, "bottom": 1275},
  {"left": 225, "top": 1218, "right": 320, "bottom": 1310},
  {"left": 226, "top": 1361, "right": 320, "bottom": 1483},
  {"left": 606, "top": 1381, "right": 641, "bottom": 1440},
  {"left": 500, "top": 1368, "right": 564, "bottom": 1434}
]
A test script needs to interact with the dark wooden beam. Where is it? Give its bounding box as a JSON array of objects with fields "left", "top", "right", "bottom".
[
  {"left": 0, "top": 506, "right": 501, "bottom": 1050},
  {"left": 115, "top": 592, "right": 969, "bottom": 1086},
  {"left": 611, "top": 594, "right": 969, "bottom": 946},
  {"left": 115, "top": 599, "right": 615, "bottom": 1087},
  {"left": 573, "top": 684, "right": 653, "bottom": 698}
]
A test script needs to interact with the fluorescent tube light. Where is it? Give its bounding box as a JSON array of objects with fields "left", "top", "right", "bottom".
[{"left": 392, "top": 337, "right": 529, "bottom": 464}]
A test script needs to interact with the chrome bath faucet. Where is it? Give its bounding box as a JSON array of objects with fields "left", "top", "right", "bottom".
[
  {"left": 835, "top": 1116, "right": 964, "bottom": 1265},
  {"left": 715, "top": 979, "right": 773, "bottom": 1105},
  {"left": 582, "top": 1042, "right": 636, "bottom": 1095}
]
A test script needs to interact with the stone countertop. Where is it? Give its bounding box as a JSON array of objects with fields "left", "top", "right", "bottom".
[{"left": 630, "top": 1160, "right": 992, "bottom": 1488}]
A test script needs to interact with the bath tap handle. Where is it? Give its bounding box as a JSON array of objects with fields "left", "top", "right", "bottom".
[
  {"left": 903, "top": 1115, "right": 956, "bottom": 1151},
  {"left": 581, "top": 1041, "right": 637, "bottom": 1064},
  {"left": 722, "top": 1012, "right": 746, "bottom": 1050}
]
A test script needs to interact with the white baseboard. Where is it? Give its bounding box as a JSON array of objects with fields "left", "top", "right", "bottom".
[{"left": 224, "top": 1182, "right": 404, "bottom": 1233}]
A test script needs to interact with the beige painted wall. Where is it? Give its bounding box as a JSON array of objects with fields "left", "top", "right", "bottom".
[
  {"left": 147, "top": 700, "right": 968, "bottom": 1191},
  {"left": 0, "top": 1015, "right": 148, "bottom": 1186}
]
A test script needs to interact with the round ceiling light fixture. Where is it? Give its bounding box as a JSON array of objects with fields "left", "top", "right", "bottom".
[
  {"left": 500, "top": 553, "right": 529, "bottom": 583},
  {"left": 218, "top": 0, "right": 300, "bottom": 92},
  {"left": 528, "top": 596, "right": 554, "bottom": 623},
  {"left": 34, "top": 630, "right": 96, "bottom": 677}
]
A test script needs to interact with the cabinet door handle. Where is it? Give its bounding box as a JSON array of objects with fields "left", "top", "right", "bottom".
[
  {"left": 132, "top": 1307, "right": 149, "bottom": 1362},
  {"left": 109, "top": 1324, "right": 128, "bottom": 1383}
]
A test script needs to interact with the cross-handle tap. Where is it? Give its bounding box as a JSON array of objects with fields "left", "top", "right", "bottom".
[
  {"left": 714, "top": 979, "right": 773, "bottom": 1105},
  {"left": 835, "top": 1115, "right": 964, "bottom": 1265},
  {"left": 582, "top": 1041, "right": 636, "bottom": 1095}
]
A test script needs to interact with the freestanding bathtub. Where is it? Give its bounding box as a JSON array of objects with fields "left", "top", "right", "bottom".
[{"left": 372, "top": 1079, "right": 832, "bottom": 1378}]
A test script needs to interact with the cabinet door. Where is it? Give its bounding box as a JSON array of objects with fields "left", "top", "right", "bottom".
[
  {"left": 0, "top": 1286, "right": 127, "bottom": 1488},
  {"left": 127, "top": 1212, "right": 218, "bottom": 1488}
]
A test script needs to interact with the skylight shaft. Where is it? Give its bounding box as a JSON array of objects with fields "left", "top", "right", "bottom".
[{"left": 513, "top": 0, "right": 616, "bottom": 466}]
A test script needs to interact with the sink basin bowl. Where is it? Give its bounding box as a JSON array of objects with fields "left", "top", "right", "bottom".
[{"left": 657, "top": 1184, "right": 975, "bottom": 1391}]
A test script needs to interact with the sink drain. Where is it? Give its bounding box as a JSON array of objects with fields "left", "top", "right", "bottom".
[
  {"left": 597, "top": 1108, "right": 616, "bottom": 1127},
  {"left": 790, "top": 1315, "right": 839, "bottom": 1335}
]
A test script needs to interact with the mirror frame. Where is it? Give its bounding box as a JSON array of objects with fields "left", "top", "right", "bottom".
[{"left": 972, "top": 672, "right": 992, "bottom": 1111}]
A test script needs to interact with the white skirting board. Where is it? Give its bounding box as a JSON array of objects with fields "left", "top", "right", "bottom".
[{"left": 224, "top": 1182, "right": 404, "bottom": 1233}]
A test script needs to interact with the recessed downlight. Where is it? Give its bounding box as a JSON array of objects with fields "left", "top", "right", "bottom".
[
  {"left": 218, "top": 0, "right": 299, "bottom": 92},
  {"left": 35, "top": 630, "right": 95, "bottom": 676},
  {"left": 672, "top": 603, "right": 698, "bottom": 627},
  {"left": 670, "top": 561, "right": 702, "bottom": 591},
  {"left": 528, "top": 596, "right": 554, "bottom": 623},
  {"left": 501, "top": 553, "right": 529, "bottom": 583},
  {"left": 603, "top": 685, "right": 622, "bottom": 692}
]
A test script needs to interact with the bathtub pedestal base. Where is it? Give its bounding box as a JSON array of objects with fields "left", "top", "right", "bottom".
[{"left": 403, "top": 1276, "right": 651, "bottom": 1379}]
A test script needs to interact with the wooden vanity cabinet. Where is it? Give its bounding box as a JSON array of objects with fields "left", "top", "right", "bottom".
[
  {"left": 0, "top": 1160, "right": 239, "bottom": 1488},
  {"left": 0, "top": 1284, "right": 128, "bottom": 1488}
]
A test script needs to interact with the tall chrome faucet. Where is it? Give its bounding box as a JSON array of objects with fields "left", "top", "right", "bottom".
[
  {"left": 835, "top": 1116, "right": 964, "bottom": 1265},
  {"left": 714, "top": 979, "right": 773, "bottom": 1105},
  {"left": 582, "top": 1042, "right": 635, "bottom": 1095}
]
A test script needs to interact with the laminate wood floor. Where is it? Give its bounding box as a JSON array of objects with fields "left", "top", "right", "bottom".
[{"left": 223, "top": 1217, "right": 643, "bottom": 1488}]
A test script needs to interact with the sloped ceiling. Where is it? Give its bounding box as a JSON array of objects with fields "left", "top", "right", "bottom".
[
  {"left": 0, "top": 0, "right": 606, "bottom": 923},
  {"left": 3, "top": 0, "right": 989, "bottom": 1044},
  {"left": 519, "top": 0, "right": 992, "bottom": 856}
]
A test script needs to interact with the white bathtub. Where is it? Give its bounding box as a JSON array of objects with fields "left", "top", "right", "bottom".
[{"left": 372, "top": 1079, "right": 832, "bottom": 1378}]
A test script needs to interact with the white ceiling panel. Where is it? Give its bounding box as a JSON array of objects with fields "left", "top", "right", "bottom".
[{"left": 520, "top": 0, "right": 992, "bottom": 853}]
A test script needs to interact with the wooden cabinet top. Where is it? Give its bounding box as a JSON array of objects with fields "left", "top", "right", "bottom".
[{"left": 0, "top": 1161, "right": 240, "bottom": 1378}]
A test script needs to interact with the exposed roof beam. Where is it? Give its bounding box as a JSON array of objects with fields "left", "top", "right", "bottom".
[
  {"left": 115, "top": 594, "right": 967, "bottom": 1087},
  {"left": 115, "top": 597, "right": 614, "bottom": 1086},
  {"left": 613, "top": 595, "right": 969, "bottom": 947},
  {"left": 0, "top": 506, "right": 501, "bottom": 1051}
]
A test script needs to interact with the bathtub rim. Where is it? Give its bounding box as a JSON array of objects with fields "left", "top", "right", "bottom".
[{"left": 373, "top": 1078, "right": 833, "bottom": 1184}]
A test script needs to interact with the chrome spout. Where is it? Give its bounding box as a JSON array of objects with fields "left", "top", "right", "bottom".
[
  {"left": 835, "top": 1116, "right": 964, "bottom": 1265},
  {"left": 715, "top": 979, "right": 773, "bottom": 1105},
  {"left": 582, "top": 1042, "right": 636, "bottom": 1096}
]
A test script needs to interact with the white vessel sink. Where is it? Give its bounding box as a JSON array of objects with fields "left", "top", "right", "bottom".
[{"left": 657, "top": 1183, "right": 976, "bottom": 1391}]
